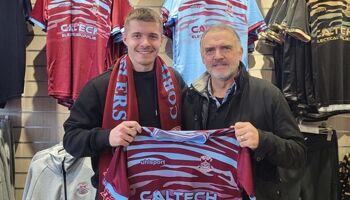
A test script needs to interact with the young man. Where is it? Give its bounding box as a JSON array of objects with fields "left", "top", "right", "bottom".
[
  {"left": 182, "top": 24, "right": 306, "bottom": 199},
  {"left": 63, "top": 8, "right": 186, "bottom": 199}
]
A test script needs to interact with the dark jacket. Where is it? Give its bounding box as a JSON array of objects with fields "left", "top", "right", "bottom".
[
  {"left": 182, "top": 68, "right": 306, "bottom": 200},
  {"left": 63, "top": 67, "right": 187, "bottom": 188}
]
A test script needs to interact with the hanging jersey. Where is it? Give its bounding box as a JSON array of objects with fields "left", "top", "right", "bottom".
[
  {"left": 284, "top": 0, "right": 310, "bottom": 42},
  {"left": 161, "top": 0, "right": 266, "bottom": 84},
  {"left": 307, "top": 0, "right": 350, "bottom": 108},
  {"left": 30, "top": 0, "right": 132, "bottom": 106},
  {"left": 0, "top": 0, "right": 31, "bottom": 107},
  {"left": 103, "top": 127, "right": 255, "bottom": 200}
]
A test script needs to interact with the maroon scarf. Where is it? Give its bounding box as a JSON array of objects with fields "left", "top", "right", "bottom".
[{"left": 98, "top": 55, "right": 182, "bottom": 199}]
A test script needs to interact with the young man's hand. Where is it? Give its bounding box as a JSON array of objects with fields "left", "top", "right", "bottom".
[{"left": 109, "top": 121, "right": 142, "bottom": 147}]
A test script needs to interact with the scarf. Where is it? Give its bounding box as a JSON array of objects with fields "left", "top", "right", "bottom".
[{"left": 98, "top": 55, "right": 182, "bottom": 199}]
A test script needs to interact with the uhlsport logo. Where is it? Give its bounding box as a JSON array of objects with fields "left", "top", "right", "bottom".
[{"left": 140, "top": 159, "right": 166, "bottom": 166}]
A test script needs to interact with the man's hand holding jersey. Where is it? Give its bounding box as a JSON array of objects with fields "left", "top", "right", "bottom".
[
  {"left": 233, "top": 122, "right": 259, "bottom": 150},
  {"left": 109, "top": 121, "right": 142, "bottom": 147}
]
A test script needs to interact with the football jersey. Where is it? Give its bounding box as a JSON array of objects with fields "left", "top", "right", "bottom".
[
  {"left": 103, "top": 127, "right": 255, "bottom": 200},
  {"left": 307, "top": 0, "right": 350, "bottom": 108},
  {"left": 162, "top": 0, "right": 266, "bottom": 84},
  {"left": 30, "top": 0, "right": 132, "bottom": 106},
  {"left": 0, "top": 0, "right": 31, "bottom": 107}
]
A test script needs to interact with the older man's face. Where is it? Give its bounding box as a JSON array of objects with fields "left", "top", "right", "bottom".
[{"left": 201, "top": 29, "right": 243, "bottom": 81}]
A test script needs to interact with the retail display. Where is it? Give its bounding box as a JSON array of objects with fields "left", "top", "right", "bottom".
[
  {"left": 161, "top": 0, "right": 266, "bottom": 84},
  {"left": 0, "top": 0, "right": 31, "bottom": 108},
  {"left": 340, "top": 153, "right": 350, "bottom": 200},
  {"left": 0, "top": 116, "right": 15, "bottom": 200},
  {"left": 22, "top": 143, "right": 96, "bottom": 200},
  {"left": 29, "top": 0, "right": 132, "bottom": 107},
  {"left": 263, "top": 0, "right": 350, "bottom": 120}
]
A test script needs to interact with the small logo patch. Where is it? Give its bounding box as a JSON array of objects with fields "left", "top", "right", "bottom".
[{"left": 76, "top": 182, "right": 90, "bottom": 197}]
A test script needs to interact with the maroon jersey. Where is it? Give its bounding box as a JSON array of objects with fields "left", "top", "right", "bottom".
[
  {"left": 103, "top": 128, "right": 255, "bottom": 200},
  {"left": 30, "top": 0, "right": 132, "bottom": 106}
]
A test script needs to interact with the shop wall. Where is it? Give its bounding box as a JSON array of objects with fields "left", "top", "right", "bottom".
[{"left": 0, "top": 0, "right": 348, "bottom": 199}]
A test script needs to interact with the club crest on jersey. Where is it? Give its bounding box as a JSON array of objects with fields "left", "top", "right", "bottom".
[
  {"left": 225, "top": 2, "right": 234, "bottom": 17},
  {"left": 198, "top": 155, "right": 213, "bottom": 172}
]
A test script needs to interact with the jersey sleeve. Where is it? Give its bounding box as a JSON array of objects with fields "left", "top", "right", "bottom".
[
  {"left": 23, "top": 0, "right": 32, "bottom": 20},
  {"left": 247, "top": 0, "right": 266, "bottom": 46},
  {"left": 103, "top": 147, "right": 129, "bottom": 199},
  {"left": 111, "top": 0, "right": 133, "bottom": 35},
  {"left": 285, "top": 0, "right": 311, "bottom": 42},
  {"left": 237, "top": 147, "right": 255, "bottom": 198},
  {"left": 161, "top": 0, "right": 181, "bottom": 39},
  {"left": 29, "top": 0, "right": 47, "bottom": 30},
  {"left": 161, "top": 0, "right": 179, "bottom": 27}
]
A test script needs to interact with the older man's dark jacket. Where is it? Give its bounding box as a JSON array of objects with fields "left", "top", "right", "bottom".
[{"left": 182, "top": 67, "right": 306, "bottom": 200}]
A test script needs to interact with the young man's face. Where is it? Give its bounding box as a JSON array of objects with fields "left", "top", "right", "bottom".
[
  {"left": 123, "top": 20, "right": 163, "bottom": 72},
  {"left": 201, "top": 29, "right": 243, "bottom": 81}
]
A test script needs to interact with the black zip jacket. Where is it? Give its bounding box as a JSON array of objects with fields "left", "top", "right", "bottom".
[
  {"left": 63, "top": 67, "right": 187, "bottom": 188},
  {"left": 182, "top": 67, "right": 306, "bottom": 200}
]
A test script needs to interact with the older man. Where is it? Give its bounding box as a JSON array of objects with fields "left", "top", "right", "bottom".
[{"left": 182, "top": 24, "right": 306, "bottom": 200}]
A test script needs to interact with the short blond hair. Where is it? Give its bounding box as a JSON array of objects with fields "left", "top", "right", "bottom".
[{"left": 124, "top": 8, "right": 163, "bottom": 32}]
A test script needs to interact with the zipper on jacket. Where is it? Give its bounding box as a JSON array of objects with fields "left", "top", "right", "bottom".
[{"left": 62, "top": 157, "right": 67, "bottom": 200}]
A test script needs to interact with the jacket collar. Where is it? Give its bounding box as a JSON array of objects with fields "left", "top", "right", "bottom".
[{"left": 191, "top": 72, "right": 210, "bottom": 95}]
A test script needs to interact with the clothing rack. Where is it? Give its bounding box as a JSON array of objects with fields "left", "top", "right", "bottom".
[
  {"left": 298, "top": 119, "right": 333, "bottom": 140},
  {"left": 0, "top": 114, "right": 9, "bottom": 120},
  {"left": 0, "top": 114, "right": 15, "bottom": 200}
]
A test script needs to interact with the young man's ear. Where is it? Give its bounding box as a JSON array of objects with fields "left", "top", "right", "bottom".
[
  {"left": 161, "top": 34, "right": 165, "bottom": 42},
  {"left": 122, "top": 32, "right": 127, "bottom": 46}
]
